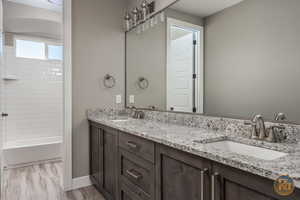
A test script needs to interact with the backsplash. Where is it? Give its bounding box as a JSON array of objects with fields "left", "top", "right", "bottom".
[{"left": 87, "top": 108, "right": 300, "bottom": 144}]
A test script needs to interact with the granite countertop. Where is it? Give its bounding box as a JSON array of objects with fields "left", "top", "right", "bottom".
[{"left": 87, "top": 111, "right": 300, "bottom": 189}]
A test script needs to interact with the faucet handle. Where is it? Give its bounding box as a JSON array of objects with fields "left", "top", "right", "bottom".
[
  {"left": 244, "top": 120, "right": 258, "bottom": 139},
  {"left": 274, "top": 113, "right": 286, "bottom": 121},
  {"left": 266, "top": 124, "right": 286, "bottom": 143},
  {"left": 270, "top": 124, "right": 286, "bottom": 130},
  {"left": 244, "top": 121, "right": 255, "bottom": 126}
]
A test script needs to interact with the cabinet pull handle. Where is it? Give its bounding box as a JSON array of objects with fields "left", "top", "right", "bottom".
[
  {"left": 211, "top": 172, "right": 219, "bottom": 200},
  {"left": 126, "top": 169, "right": 142, "bottom": 180},
  {"left": 201, "top": 168, "right": 208, "bottom": 200},
  {"left": 126, "top": 141, "right": 138, "bottom": 149}
]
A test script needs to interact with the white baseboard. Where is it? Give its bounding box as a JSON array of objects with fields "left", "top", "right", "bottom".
[{"left": 72, "top": 175, "right": 92, "bottom": 190}]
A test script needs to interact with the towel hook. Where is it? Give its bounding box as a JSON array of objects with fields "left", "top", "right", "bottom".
[
  {"left": 103, "top": 74, "right": 116, "bottom": 88},
  {"left": 137, "top": 77, "right": 149, "bottom": 89}
]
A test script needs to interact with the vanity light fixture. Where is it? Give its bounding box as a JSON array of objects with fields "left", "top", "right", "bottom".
[
  {"left": 124, "top": 0, "right": 156, "bottom": 32},
  {"left": 124, "top": 12, "right": 131, "bottom": 31},
  {"left": 141, "top": 0, "right": 148, "bottom": 21}
]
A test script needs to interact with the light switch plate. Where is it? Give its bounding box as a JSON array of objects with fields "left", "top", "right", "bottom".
[
  {"left": 129, "top": 95, "right": 135, "bottom": 104},
  {"left": 116, "top": 95, "right": 122, "bottom": 104}
]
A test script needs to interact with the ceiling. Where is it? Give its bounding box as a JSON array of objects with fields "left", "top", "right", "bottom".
[
  {"left": 171, "top": 0, "right": 244, "bottom": 17},
  {"left": 6, "top": 0, "right": 62, "bottom": 12},
  {"left": 4, "top": 1, "right": 62, "bottom": 39}
]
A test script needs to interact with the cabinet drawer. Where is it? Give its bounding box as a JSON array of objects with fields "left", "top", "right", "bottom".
[
  {"left": 119, "top": 149, "right": 155, "bottom": 200},
  {"left": 119, "top": 132, "right": 155, "bottom": 163},
  {"left": 120, "top": 180, "right": 144, "bottom": 200}
]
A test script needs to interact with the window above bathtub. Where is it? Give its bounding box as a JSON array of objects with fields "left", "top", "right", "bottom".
[
  {"left": 14, "top": 36, "right": 63, "bottom": 61},
  {"left": 16, "top": 39, "right": 46, "bottom": 60}
]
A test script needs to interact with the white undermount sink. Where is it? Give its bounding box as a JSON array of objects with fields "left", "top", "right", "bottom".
[
  {"left": 204, "top": 140, "right": 287, "bottom": 161},
  {"left": 111, "top": 119, "right": 130, "bottom": 122}
]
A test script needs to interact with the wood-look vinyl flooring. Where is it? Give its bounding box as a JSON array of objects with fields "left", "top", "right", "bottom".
[{"left": 2, "top": 161, "right": 105, "bottom": 200}]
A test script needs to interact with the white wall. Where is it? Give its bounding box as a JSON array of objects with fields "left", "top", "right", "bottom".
[
  {"left": 204, "top": 0, "right": 300, "bottom": 122},
  {"left": 3, "top": 36, "right": 63, "bottom": 143},
  {"left": 72, "top": 0, "right": 126, "bottom": 178}
]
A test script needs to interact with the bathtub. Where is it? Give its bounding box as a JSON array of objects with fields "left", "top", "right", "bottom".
[{"left": 3, "top": 136, "right": 62, "bottom": 167}]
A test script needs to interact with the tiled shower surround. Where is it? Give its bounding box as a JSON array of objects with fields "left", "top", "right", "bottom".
[{"left": 3, "top": 44, "right": 63, "bottom": 143}]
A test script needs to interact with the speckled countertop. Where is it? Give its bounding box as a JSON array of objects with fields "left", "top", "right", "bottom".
[{"left": 87, "top": 110, "right": 300, "bottom": 189}]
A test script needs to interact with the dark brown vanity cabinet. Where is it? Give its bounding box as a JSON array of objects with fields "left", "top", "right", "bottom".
[
  {"left": 211, "top": 163, "right": 300, "bottom": 200},
  {"left": 89, "top": 122, "right": 118, "bottom": 200},
  {"left": 118, "top": 133, "right": 156, "bottom": 200},
  {"left": 155, "top": 145, "right": 211, "bottom": 200},
  {"left": 89, "top": 121, "right": 300, "bottom": 200},
  {"left": 90, "top": 124, "right": 101, "bottom": 187}
]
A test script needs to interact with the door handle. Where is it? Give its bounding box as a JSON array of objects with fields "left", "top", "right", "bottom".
[
  {"left": 211, "top": 172, "right": 219, "bottom": 200},
  {"left": 201, "top": 168, "right": 208, "bottom": 200},
  {"left": 1, "top": 113, "right": 8, "bottom": 117}
]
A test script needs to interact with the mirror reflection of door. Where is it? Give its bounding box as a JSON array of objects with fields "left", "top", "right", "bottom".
[{"left": 167, "top": 18, "right": 204, "bottom": 113}]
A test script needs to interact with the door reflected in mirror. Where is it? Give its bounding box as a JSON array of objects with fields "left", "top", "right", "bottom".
[
  {"left": 167, "top": 18, "right": 203, "bottom": 113},
  {"left": 126, "top": 0, "right": 300, "bottom": 124}
]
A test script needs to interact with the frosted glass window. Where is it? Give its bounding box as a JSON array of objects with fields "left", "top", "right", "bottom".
[
  {"left": 16, "top": 40, "right": 46, "bottom": 59},
  {"left": 48, "top": 45, "right": 63, "bottom": 60}
]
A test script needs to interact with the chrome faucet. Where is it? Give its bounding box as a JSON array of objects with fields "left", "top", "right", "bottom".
[
  {"left": 245, "top": 113, "right": 286, "bottom": 143},
  {"left": 254, "top": 115, "right": 267, "bottom": 140},
  {"left": 129, "top": 106, "right": 145, "bottom": 119},
  {"left": 275, "top": 113, "right": 287, "bottom": 121},
  {"left": 132, "top": 110, "right": 145, "bottom": 119},
  {"left": 245, "top": 114, "right": 267, "bottom": 140}
]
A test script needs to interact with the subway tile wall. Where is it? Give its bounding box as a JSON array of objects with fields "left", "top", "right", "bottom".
[{"left": 3, "top": 45, "right": 63, "bottom": 143}]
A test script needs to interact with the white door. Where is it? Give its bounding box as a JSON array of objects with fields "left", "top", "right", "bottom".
[
  {"left": 167, "top": 27, "right": 194, "bottom": 112},
  {"left": 167, "top": 18, "right": 204, "bottom": 113}
]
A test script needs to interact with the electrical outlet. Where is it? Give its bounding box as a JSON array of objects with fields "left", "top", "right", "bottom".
[
  {"left": 129, "top": 95, "right": 135, "bottom": 104},
  {"left": 116, "top": 95, "right": 122, "bottom": 104}
]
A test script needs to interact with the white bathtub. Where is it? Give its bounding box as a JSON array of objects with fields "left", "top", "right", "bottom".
[{"left": 3, "top": 136, "right": 62, "bottom": 167}]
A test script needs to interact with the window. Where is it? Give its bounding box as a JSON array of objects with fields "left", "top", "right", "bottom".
[
  {"left": 48, "top": 45, "right": 63, "bottom": 61},
  {"left": 16, "top": 39, "right": 46, "bottom": 59},
  {"left": 15, "top": 38, "right": 63, "bottom": 61}
]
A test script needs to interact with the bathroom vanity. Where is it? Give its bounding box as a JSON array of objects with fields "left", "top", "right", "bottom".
[
  {"left": 88, "top": 111, "right": 300, "bottom": 200},
  {"left": 89, "top": 0, "right": 300, "bottom": 199}
]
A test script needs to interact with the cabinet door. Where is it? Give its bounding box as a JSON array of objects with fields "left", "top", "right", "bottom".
[
  {"left": 90, "top": 124, "right": 100, "bottom": 188},
  {"left": 156, "top": 145, "right": 211, "bottom": 200},
  {"left": 212, "top": 163, "right": 300, "bottom": 200},
  {"left": 120, "top": 181, "right": 143, "bottom": 200},
  {"left": 102, "top": 127, "right": 118, "bottom": 200}
]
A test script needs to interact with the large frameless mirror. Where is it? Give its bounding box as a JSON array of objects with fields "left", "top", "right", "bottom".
[{"left": 125, "top": 0, "right": 300, "bottom": 124}]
